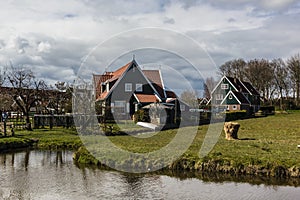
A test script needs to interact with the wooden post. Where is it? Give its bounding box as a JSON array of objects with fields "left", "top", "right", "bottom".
[{"left": 3, "top": 120, "right": 7, "bottom": 137}]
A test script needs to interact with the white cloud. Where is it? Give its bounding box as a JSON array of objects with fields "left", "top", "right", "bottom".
[
  {"left": 259, "top": 0, "right": 297, "bottom": 10},
  {"left": 37, "top": 41, "right": 51, "bottom": 53},
  {"left": 0, "top": 0, "right": 299, "bottom": 89}
]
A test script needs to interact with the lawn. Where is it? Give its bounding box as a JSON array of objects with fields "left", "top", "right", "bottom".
[
  {"left": 74, "top": 111, "right": 300, "bottom": 176},
  {"left": 0, "top": 127, "right": 82, "bottom": 150},
  {"left": 1, "top": 111, "right": 300, "bottom": 176}
]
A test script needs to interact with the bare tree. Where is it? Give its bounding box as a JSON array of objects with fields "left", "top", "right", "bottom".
[
  {"left": 0, "top": 70, "right": 4, "bottom": 87},
  {"left": 73, "top": 81, "right": 96, "bottom": 133},
  {"left": 203, "top": 77, "right": 216, "bottom": 99},
  {"left": 180, "top": 89, "right": 199, "bottom": 108},
  {"left": 6, "top": 66, "right": 48, "bottom": 130},
  {"left": 270, "top": 58, "right": 289, "bottom": 109},
  {"left": 219, "top": 58, "right": 247, "bottom": 80},
  {"left": 245, "top": 59, "right": 273, "bottom": 103},
  {"left": 47, "top": 81, "right": 72, "bottom": 114},
  {"left": 287, "top": 54, "right": 300, "bottom": 106}
]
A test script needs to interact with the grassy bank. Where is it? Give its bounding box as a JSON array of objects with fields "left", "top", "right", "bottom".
[
  {"left": 1, "top": 112, "right": 300, "bottom": 178},
  {"left": 74, "top": 111, "right": 300, "bottom": 177},
  {"left": 0, "top": 127, "right": 82, "bottom": 151}
]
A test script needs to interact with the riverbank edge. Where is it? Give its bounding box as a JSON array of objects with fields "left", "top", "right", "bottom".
[
  {"left": 0, "top": 138, "right": 38, "bottom": 152},
  {"left": 1, "top": 137, "right": 299, "bottom": 179},
  {"left": 0, "top": 137, "right": 81, "bottom": 152},
  {"left": 72, "top": 146, "right": 300, "bottom": 179}
]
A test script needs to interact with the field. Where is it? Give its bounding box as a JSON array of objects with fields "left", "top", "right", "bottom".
[
  {"left": 1, "top": 111, "right": 300, "bottom": 177},
  {"left": 74, "top": 111, "right": 300, "bottom": 176}
]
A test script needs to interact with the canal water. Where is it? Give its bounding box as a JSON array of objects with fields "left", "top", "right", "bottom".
[{"left": 0, "top": 150, "right": 299, "bottom": 200}]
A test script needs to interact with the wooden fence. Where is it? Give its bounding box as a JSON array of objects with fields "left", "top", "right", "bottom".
[{"left": 33, "top": 115, "right": 74, "bottom": 129}]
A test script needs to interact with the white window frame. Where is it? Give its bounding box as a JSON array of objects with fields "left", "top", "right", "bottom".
[
  {"left": 216, "top": 94, "right": 223, "bottom": 100},
  {"left": 229, "top": 94, "right": 233, "bottom": 99},
  {"left": 233, "top": 105, "right": 237, "bottom": 110},
  {"left": 114, "top": 101, "right": 126, "bottom": 114},
  {"left": 106, "top": 83, "right": 109, "bottom": 92},
  {"left": 110, "top": 103, "right": 114, "bottom": 113},
  {"left": 135, "top": 83, "right": 143, "bottom": 92},
  {"left": 180, "top": 105, "right": 185, "bottom": 111},
  {"left": 126, "top": 103, "right": 130, "bottom": 113},
  {"left": 125, "top": 83, "right": 132, "bottom": 92},
  {"left": 221, "top": 84, "right": 229, "bottom": 90}
]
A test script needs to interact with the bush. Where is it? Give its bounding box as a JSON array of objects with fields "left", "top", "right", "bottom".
[
  {"left": 260, "top": 106, "right": 275, "bottom": 115},
  {"left": 224, "top": 110, "right": 248, "bottom": 121},
  {"left": 133, "top": 109, "right": 150, "bottom": 123}
]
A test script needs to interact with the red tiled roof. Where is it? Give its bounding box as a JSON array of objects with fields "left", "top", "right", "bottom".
[
  {"left": 135, "top": 94, "right": 159, "bottom": 103},
  {"left": 143, "top": 70, "right": 162, "bottom": 85},
  {"left": 143, "top": 70, "right": 165, "bottom": 98},
  {"left": 97, "top": 91, "right": 109, "bottom": 100},
  {"left": 107, "top": 62, "right": 132, "bottom": 82},
  {"left": 93, "top": 74, "right": 113, "bottom": 97},
  {"left": 95, "top": 61, "right": 133, "bottom": 100}
]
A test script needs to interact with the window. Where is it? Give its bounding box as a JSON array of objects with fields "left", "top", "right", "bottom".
[
  {"left": 233, "top": 105, "right": 237, "bottom": 110},
  {"left": 135, "top": 83, "right": 143, "bottom": 92},
  {"left": 229, "top": 94, "right": 233, "bottom": 99},
  {"left": 180, "top": 105, "right": 186, "bottom": 111},
  {"left": 114, "top": 101, "right": 126, "bottom": 114},
  {"left": 110, "top": 103, "right": 114, "bottom": 113},
  {"left": 106, "top": 83, "right": 109, "bottom": 91},
  {"left": 215, "top": 94, "right": 223, "bottom": 100},
  {"left": 126, "top": 103, "right": 130, "bottom": 113},
  {"left": 125, "top": 83, "right": 132, "bottom": 92},
  {"left": 221, "top": 84, "right": 229, "bottom": 89}
]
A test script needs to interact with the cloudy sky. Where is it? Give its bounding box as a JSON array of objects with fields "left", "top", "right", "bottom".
[{"left": 0, "top": 0, "right": 299, "bottom": 92}]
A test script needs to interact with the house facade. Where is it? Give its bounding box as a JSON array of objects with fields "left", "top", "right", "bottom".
[
  {"left": 208, "top": 76, "right": 260, "bottom": 114},
  {"left": 93, "top": 59, "right": 182, "bottom": 123}
]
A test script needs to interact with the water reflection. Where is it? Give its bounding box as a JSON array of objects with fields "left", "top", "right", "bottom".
[{"left": 0, "top": 150, "right": 299, "bottom": 200}]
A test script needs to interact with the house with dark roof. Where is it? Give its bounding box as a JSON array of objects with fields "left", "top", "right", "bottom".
[
  {"left": 93, "top": 59, "right": 183, "bottom": 124},
  {"left": 207, "top": 76, "right": 260, "bottom": 114}
]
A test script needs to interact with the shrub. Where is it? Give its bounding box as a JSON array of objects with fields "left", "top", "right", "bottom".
[
  {"left": 224, "top": 110, "right": 248, "bottom": 121},
  {"left": 260, "top": 106, "right": 275, "bottom": 115},
  {"left": 133, "top": 109, "right": 150, "bottom": 123}
]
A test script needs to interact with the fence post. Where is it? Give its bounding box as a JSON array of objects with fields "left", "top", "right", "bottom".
[{"left": 50, "top": 115, "right": 53, "bottom": 129}]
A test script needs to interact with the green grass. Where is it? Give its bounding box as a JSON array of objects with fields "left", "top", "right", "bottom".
[
  {"left": 1, "top": 127, "right": 82, "bottom": 150},
  {"left": 74, "top": 112, "right": 300, "bottom": 176},
  {"left": 205, "top": 113, "right": 300, "bottom": 168},
  {"left": 92, "top": 113, "right": 300, "bottom": 168},
  {"left": 1, "top": 112, "right": 300, "bottom": 176}
]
